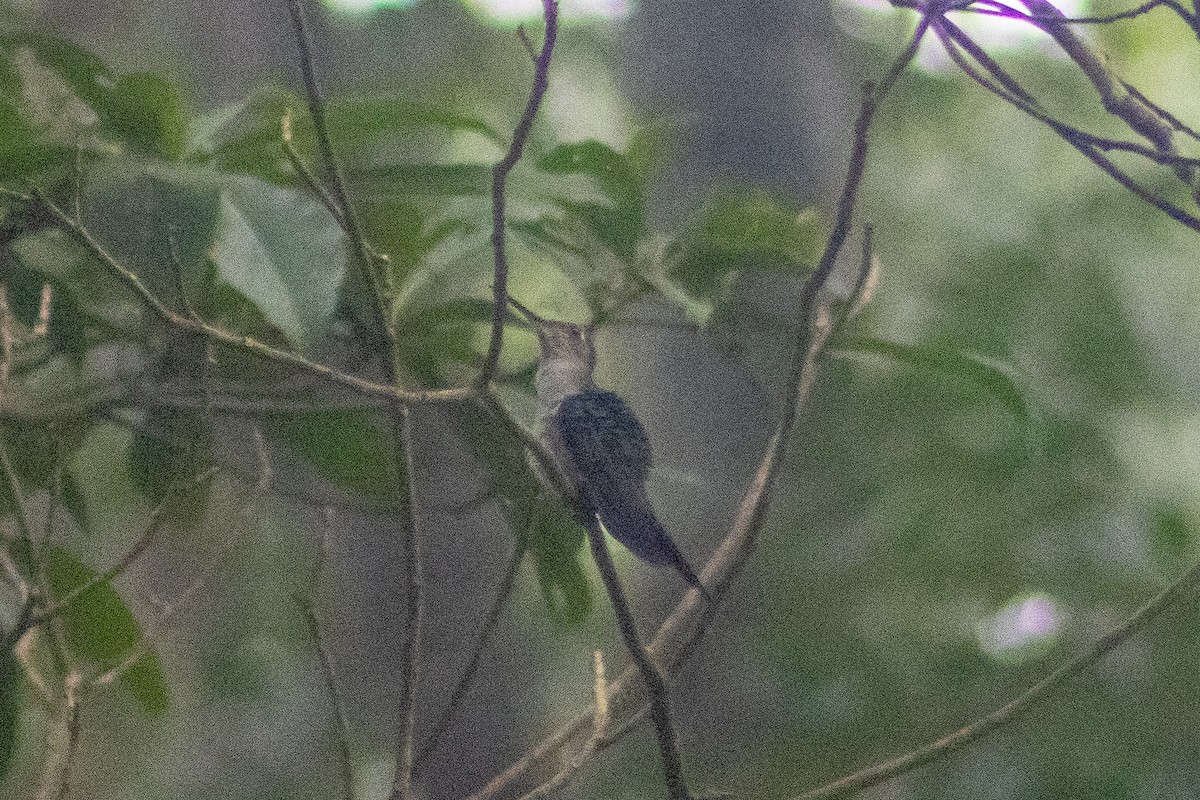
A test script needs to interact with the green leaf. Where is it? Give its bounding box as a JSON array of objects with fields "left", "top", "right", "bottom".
[
  {"left": 395, "top": 298, "right": 493, "bottom": 384},
  {"left": 1151, "top": 504, "right": 1193, "bottom": 568},
  {"left": 127, "top": 408, "right": 210, "bottom": 531},
  {"left": 100, "top": 72, "right": 186, "bottom": 159},
  {"left": 267, "top": 410, "right": 402, "bottom": 508},
  {"left": 536, "top": 140, "right": 647, "bottom": 263},
  {"left": 349, "top": 163, "right": 493, "bottom": 196},
  {"left": 9, "top": 228, "right": 145, "bottom": 349},
  {"left": 526, "top": 495, "right": 592, "bottom": 624},
  {"left": 200, "top": 89, "right": 503, "bottom": 182},
  {"left": 669, "top": 188, "right": 823, "bottom": 301},
  {"left": 0, "top": 34, "right": 113, "bottom": 110},
  {"left": 0, "top": 97, "right": 64, "bottom": 183},
  {"left": 538, "top": 140, "right": 644, "bottom": 206},
  {"left": 43, "top": 546, "right": 169, "bottom": 714},
  {"left": 0, "top": 422, "right": 64, "bottom": 518},
  {"left": 0, "top": 647, "right": 18, "bottom": 781},
  {"left": 841, "top": 337, "right": 1032, "bottom": 433},
  {"left": 82, "top": 161, "right": 223, "bottom": 313},
  {"left": 210, "top": 174, "right": 347, "bottom": 349},
  {"left": 454, "top": 403, "right": 591, "bottom": 624},
  {"left": 60, "top": 470, "right": 91, "bottom": 535}
]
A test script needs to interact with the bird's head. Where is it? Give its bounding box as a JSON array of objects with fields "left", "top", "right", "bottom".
[{"left": 507, "top": 296, "right": 596, "bottom": 374}]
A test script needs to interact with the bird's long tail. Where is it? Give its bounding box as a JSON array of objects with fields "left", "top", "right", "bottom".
[{"left": 592, "top": 482, "right": 711, "bottom": 601}]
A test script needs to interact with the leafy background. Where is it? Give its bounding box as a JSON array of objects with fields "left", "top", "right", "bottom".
[{"left": 3, "top": 1, "right": 1200, "bottom": 799}]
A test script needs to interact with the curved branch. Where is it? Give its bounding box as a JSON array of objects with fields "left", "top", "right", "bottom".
[
  {"left": 35, "top": 194, "right": 470, "bottom": 406},
  {"left": 464, "top": 18, "right": 930, "bottom": 799},
  {"left": 795, "top": 556, "right": 1200, "bottom": 799},
  {"left": 479, "top": 0, "right": 560, "bottom": 387}
]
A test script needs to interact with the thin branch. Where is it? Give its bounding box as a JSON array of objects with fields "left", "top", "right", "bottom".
[
  {"left": 282, "top": 108, "right": 348, "bottom": 229},
  {"left": 967, "top": 0, "right": 1198, "bottom": 29},
  {"left": 87, "top": 541, "right": 230, "bottom": 691},
  {"left": 515, "top": 650, "right": 611, "bottom": 800},
  {"left": 796, "top": 556, "right": 1200, "bottom": 799},
  {"left": 414, "top": 541, "right": 524, "bottom": 772},
  {"left": 32, "top": 192, "right": 469, "bottom": 406},
  {"left": 930, "top": 17, "right": 1200, "bottom": 231},
  {"left": 387, "top": 406, "right": 424, "bottom": 800},
  {"left": 1018, "top": 0, "right": 1184, "bottom": 159},
  {"left": 298, "top": 507, "right": 355, "bottom": 800},
  {"left": 478, "top": 0, "right": 560, "bottom": 388},
  {"left": 584, "top": 516, "right": 692, "bottom": 800},
  {"left": 284, "top": 0, "right": 395, "bottom": 349},
  {"left": 34, "top": 671, "right": 81, "bottom": 800},
  {"left": 29, "top": 467, "right": 220, "bottom": 631},
  {"left": 86, "top": 469, "right": 254, "bottom": 694},
  {"left": 465, "top": 18, "right": 928, "bottom": 798}
]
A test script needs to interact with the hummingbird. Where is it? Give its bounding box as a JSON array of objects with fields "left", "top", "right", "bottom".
[{"left": 508, "top": 296, "right": 710, "bottom": 600}]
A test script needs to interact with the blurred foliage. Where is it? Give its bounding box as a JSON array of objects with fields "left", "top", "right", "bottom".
[{"left": 1, "top": 4, "right": 1200, "bottom": 800}]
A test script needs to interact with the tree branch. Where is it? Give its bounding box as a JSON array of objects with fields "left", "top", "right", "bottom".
[
  {"left": 479, "top": 0, "right": 560, "bottom": 387},
  {"left": 415, "top": 541, "right": 525, "bottom": 772},
  {"left": 387, "top": 406, "right": 425, "bottom": 800},
  {"left": 585, "top": 516, "right": 692, "bottom": 800},
  {"left": 795, "top": 556, "right": 1200, "bottom": 799},
  {"left": 34, "top": 193, "right": 469, "bottom": 405},
  {"left": 464, "top": 18, "right": 929, "bottom": 799},
  {"left": 284, "top": 0, "right": 395, "bottom": 349}
]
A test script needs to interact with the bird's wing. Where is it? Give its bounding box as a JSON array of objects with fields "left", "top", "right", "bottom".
[{"left": 552, "top": 389, "right": 682, "bottom": 566}]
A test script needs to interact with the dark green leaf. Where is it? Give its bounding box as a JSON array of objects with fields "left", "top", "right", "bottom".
[
  {"left": 349, "top": 163, "right": 493, "bottom": 196},
  {"left": 455, "top": 403, "right": 591, "bottom": 624},
  {"left": 0, "top": 34, "right": 113, "bottom": 110},
  {"left": 267, "top": 410, "right": 401, "bottom": 508},
  {"left": 43, "top": 546, "right": 169, "bottom": 714},
  {"left": 395, "top": 298, "right": 492, "bottom": 384},
  {"left": 200, "top": 89, "right": 503, "bottom": 182},
  {"left": 669, "top": 188, "right": 822, "bottom": 301},
  {"left": 0, "top": 97, "right": 64, "bottom": 183},
  {"left": 127, "top": 409, "right": 210, "bottom": 527},
  {"left": 559, "top": 200, "right": 642, "bottom": 263},
  {"left": 0, "top": 422, "right": 62, "bottom": 518},
  {"left": 538, "top": 140, "right": 642, "bottom": 205},
  {"left": 100, "top": 72, "right": 186, "bottom": 159},
  {"left": 60, "top": 470, "right": 91, "bottom": 535},
  {"left": 82, "top": 160, "right": 223, "bottom": 314},
  {"left": 8, "top": 228, "right": 145, "bottom": 347},
  {"left": 526, "top": 495, "right": 592, "bottom": 625},
  {"left": 0, "top": 647, "right": 17, "bottom": 781},
  {"left": 1151, "top": 505, "right": 1193, "bottom": 568}
]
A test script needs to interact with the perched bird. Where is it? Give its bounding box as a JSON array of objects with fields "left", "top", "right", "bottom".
[{"left": 508, "top": 296, "right": 709, "bottom": 599}]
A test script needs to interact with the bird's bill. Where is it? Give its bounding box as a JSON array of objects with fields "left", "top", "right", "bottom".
[{"left": 506, "top": 295, "right": 545, "bottom": 325}]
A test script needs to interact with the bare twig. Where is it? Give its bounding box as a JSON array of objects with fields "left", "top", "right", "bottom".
[
  {"left": 585, "top": 516, "right": 692, "bottom": 800},
  {"left": 284, "top": 0, "right": 395, "bottom": 347},
  {"left": 932, "top": 20, "right": 1200, "bottom": 231},
  {"left": 87, "top": 541, "right": 229, "bottom": 691},
  {"left": 33, "top": 193, "right": 468, "bottom": 405},
  {"left": 414, "top": 541, "right": 524, "bottom": 772},
  {"left": 479, "top": 0, "right": 560, "bottom": 388},
  {"left": 968, "top": 0, "right": 1198, "bottom": 31},
  {"left": 87, "top": 464, "right": 252, "bottom": 694},
  {"left": 796, "top": 556, "right": 1200, "bottom": 799},
  {"left": 298, "top": 507, "right": 355, "bottom": 800},
  {"left": 515, "top": 650, "right": 611, "bottom": 800},
  {"left": 30, "top": 467, "right": 220, "bottom": 630},
  {"left": 387, "top": 406, "right": 424, "bottom": 800},
  {"left": 34, "top": 671, "right": 81, "bottom": 800},
  {"left": 282, "top": 109, "right": 347, "bottom": 229}
]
